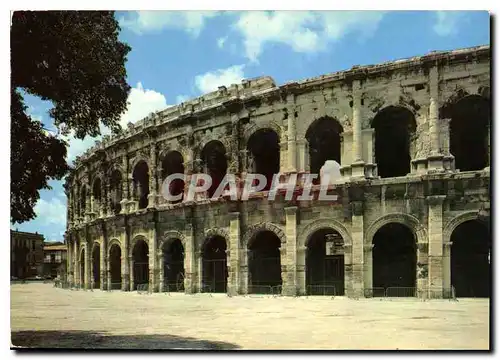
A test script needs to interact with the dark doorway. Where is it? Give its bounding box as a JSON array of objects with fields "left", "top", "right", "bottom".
[
  {"left": 444, "top": 95, "right": 490, "bottom": 172},
  {"left": 372, "top": 223, "right": 417, "bottom": 296},
  {"left": 92, "top": 178, "right": 102, "bottom": 215},
  {"left": 132, "top": 161, "right": 150, "bottom": 209},
  {"left": 248, "top": 231, "right": 282, "bottom": 294},
  {"left": 161, "top": 151, "right": 185, "bottom": 203},
  {"left": 200, "top": 141, "right": 228, "bottom": 198},
  {"left": 202, "top": 236, "right": 227, "bottom": 293},
  {"left": 109, "top": 244, "right": 122, "bottom": 290},
  {"left": 92, "top": 244, "right": 100, "bottom": 289},
  {"left": 451, "top": 220, "right": 490, "bottom": 297},
  {"left": 132, "top": 239, "right": 149, "bottom": 290},
  {"left": 306, "top": 228, "right": 345, "bottom": 295},
  {"left": 247, "top": 129, "right": 280, "bottom": 191},
  {"left": 372, "top": 106, "right": 416, "bottom": 178},
  {"left": 163, "top": 239, "right": 185, "bottom": 292},
  {"left": 306, "top": 117, "right": 343, "bottom": 184}
]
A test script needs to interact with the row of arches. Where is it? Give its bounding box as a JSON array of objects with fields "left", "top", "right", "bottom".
[
  {"left": 72, "top": 94, "right": 490, "bottom": 218},
  {"left": 77, "top": 216, "right": 489, "bottom": 297}
]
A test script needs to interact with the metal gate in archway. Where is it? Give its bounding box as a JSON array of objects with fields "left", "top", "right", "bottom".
[
  {"left": 164, "top": 260, "right": 185, "bottom": 292},
  {"left": 306, "top": 255, "right": 344, "bottom": 296},
  {"left": 249, "top": 256, "right": 282, "bottom": 294},
  {"left": 134, "top": 261, "right": 149, "bottom": 290},
  {"left": 202, "top": 259, "right": 227, "bottom": 293}
]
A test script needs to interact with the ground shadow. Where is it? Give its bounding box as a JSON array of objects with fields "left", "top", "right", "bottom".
[{"left": 11, "top": 330, "right": 240, "bottom": 350}]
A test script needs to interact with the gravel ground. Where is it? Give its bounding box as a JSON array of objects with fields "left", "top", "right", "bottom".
[{"left": 10, "top": 283, "right": 490, "bottom": 350}]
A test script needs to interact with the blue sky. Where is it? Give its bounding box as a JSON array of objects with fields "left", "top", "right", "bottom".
[{"left": 13, "top": 10, "right": 490, "bottom": 242}]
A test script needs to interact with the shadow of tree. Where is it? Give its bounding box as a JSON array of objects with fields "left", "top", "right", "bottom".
[{"left": 11, "top": 330, "right": 240, "bottom": 350}]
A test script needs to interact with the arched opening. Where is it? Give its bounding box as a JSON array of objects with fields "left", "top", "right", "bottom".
[
  {"left": 248, "top": 230, "right": 282, "bottom": 294},
  {"left": 80, "top": 186, "right": 87, "bottom": 218},
  {"left": 443, "top": 95, "right": 490, "bottom": 171},
  {"left": 306, "top": 228, "right": 345, "bottom": 295},
  {"left": 110, "top": 170, "right": 122, "bottom": 215},
  {"left": 132, "top": 161, "right": 150, "bottom": 209},
  {"left": 372, "top": 223, "right": 417, "bottom": 296},
  {"left": 92, "top": 244, "right": 100, "bottom": 289},
  {"left": 451, "top": 220, "right": 490, "bottom": 297},
  {"left": 161, "top": 151, "right": 185, "bottom": 204},
  {"left": 372, "top": 106, "right": 416, "bottom": 178},
  {"left": 202, "top": 235, "right": 227, "bottom": 293},
  {"left": 92, "top": 178, "right": 102, "bottom": 215},
  {"left": 306, "top": 117, "right": 343, "bottom": 185},
  {"left": 200, "top": 141, "right": 228, "bottom": 198},
  {"left": 132, "top": 239, "right": 149, "bottom": 290},
  {"left": 163, "top": 239, "right": 185, "bottom": 292},
  {"left": 109, "top": 244, "right": 122, "bottom": 290},
  {"left": 80, "top": 249, "right": 85, "bottom": 286},
  {"left": 247, "top": 129, "right": 280, "bottom": 191}
]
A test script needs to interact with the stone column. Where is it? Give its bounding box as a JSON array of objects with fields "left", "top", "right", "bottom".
[
  {"left": 443, "top": 241, "right": 452, "bottom": 297},
  {"left": 363, "top": 244, "right": 373, "bottom": 296},
  {"left": 287, "top": 108, "right": 297, "bottom": 172},
  {"left": 297, "top": 245, "right": 307, "bottom": 295},
  {"left": 106, "top": 251, "right": 112, "bottom": 290},
  {"left": 73, "top": 240, "right": 78, "bottom": 285},
  {"left": 120, "top": 156, "right": 129, "bottom": 213},
  {"left": 100, "top": 238, "right": 106, "bottom": 290},
  {"left": 343, "top": 243, "right": 353, "bottom": 296},
  {"left": 67, "top": 237, "right": 73, "bottom": 284},
  {"left": 149, "top": 225, "right": 157, "bottom": 292},
  {"left": 350, "top": 201, "right": 364, "bottom": 298},
  {"left": 122, "top": 233, "right": 130, "bottom": 291},
  {"left": 279, "top": 246, "right": 287, "bottom": 295},
  {"left": 228, "top": 212, "right": 240, "bottom": 295},
  {"left": 197, "top": 250, "right": 203, "bottom": 293},
  {"left": 351, "top": 80, "right": 365, "bottom": 178},
  {"left": 427, "top": 66, "right": 444, "bottom": 171},
  {"left": 85, "top": 185, "right": 91, "bottom": 222},
  {"left": 157, "top": 250, "right": 164, "bottom": 292},
  {"left": 148, "top": 142, "right": 158, "bottom": 208},
  {"left": 296, "top": 139, "right": 309, "bottom": 173},
  {"left": 284, "top": 206, "right": 297, "bottom": 296},
  {"left": 184, "top": 224, "right": 195, "bottom": 293},
  {"left": 129, "top": 255, "right": 135, "bottom": 291},
  {"left": 241, "top": 249, "right": 249, "bottom": 294},
  {"left": 426, "top": 195, "right": 446, "bottom": 298},
  {"left": 84, "top": 240, "right": 91, "bottom": 290}
]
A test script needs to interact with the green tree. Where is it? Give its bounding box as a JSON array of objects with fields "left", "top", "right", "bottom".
[{"left": 11, "top": 11, "right": 131, "bottom": 224}]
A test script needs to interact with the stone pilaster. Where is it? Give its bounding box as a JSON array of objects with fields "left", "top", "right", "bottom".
[
  {"left": 350, "top": 201, "right": 364, "bottom": 297},
  {"left": 197, "top": 250, "right": 203, "bottom": 292},
  {"left": 363, "top": 244, "right": 373, "bottom": 296},
  {"left": 148, "top": 142, "right": 157, "bottom": 208},
  {"left": 427, "top": 195, "right": 446, "bottom": 298},
  {"left": 297, "top": 246, "right": 307, "bottom": 295},
  {"left": 84, "top": 239, "right": 91, "bottom": 290},
  {"left": 240, "top": 250, "right": 249, "bottom": 295},
  {"left": 73, "top": 240, "right": 78, "bottom": 285},
  {"left": 157, "top": 250, "right": 164, "bottom": 292},
  {"left": 287, "top": 105, "right": 297, "bottom": 173},
  {"left": 351, "top": 80, "right": 365, "bottom": 179},
  {"left": 279, "top": 246, "right": 287, "bottom": 295},
  {"left": 100, "top": 238, "right": 106, "bottom": 290},
  {"left": 427, "top": 66, "right": 444, "bottom": 171},
  {"left": 120, "top": 155, "right": 129, "bottom": 213},
  {"left": 443, "top": 241, "right": 452, "bottom": 297},
  {"left": 183, "top": 224, "right": 195, "bottom": 293},
  {"left": 148, "top": 225, "right": 157, "bottom": 292},
  {"left": 343, "top": 243, "right": 353, "bottom": 296},
  {"left": 122, "top": 232, "right": 130, "bottom": 291},
  {"left": 129, "top": 255, "right": 134, "bottom": 291},
  {"left": 284, "top": 206, "right": 298, "bottom": 296},
  {"left": 296, "top": 139, "right": 309, "bottom": 173},
  {"left": 228, "top": 212, "right": 240, "bottom": 295}
]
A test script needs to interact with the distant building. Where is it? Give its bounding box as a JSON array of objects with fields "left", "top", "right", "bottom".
[
  {"left": 43, "top": 242, "right": 67, "bottom": 278},
  {"left": 10, "top": 230, "right": 44, "bottom": 279}
]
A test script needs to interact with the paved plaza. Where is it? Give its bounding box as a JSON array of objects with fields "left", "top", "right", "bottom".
[{"left": 10, "top": 283, "right": 489, "bottom": 350}]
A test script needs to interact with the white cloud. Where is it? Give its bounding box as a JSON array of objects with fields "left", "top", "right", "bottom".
[
  {"left": 119, "top": 11, "right": 219, "bottom": 37},
  {"left": 433, "top": 11, "right": 465, "bottom": 36},
  {"left": 194, "top": 65, "right": 246, "bottom": 94},
  {"left": 64, "top": 82, "right": 169, "bottom": 163},
  {"left": 233, "top": 11, "right": 386, "bottom": 62},
  {"left": 34, "top": 197, "right": 66, "bottom": 226},
  {"left": 217, "top": 36, "right": 228, "bottom": 49}
]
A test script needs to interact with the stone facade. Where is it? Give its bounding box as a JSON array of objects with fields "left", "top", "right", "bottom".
[
  {"left": 65, "top": 45, "right": 491, "bottom": 298},
  {"left": 11, "top": 230, "right": 45, "bottom": 279}
]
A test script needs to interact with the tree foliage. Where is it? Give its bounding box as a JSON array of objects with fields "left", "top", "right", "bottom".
[{"left": 11, "top": 11, "right": 131, "bottom": 224}]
